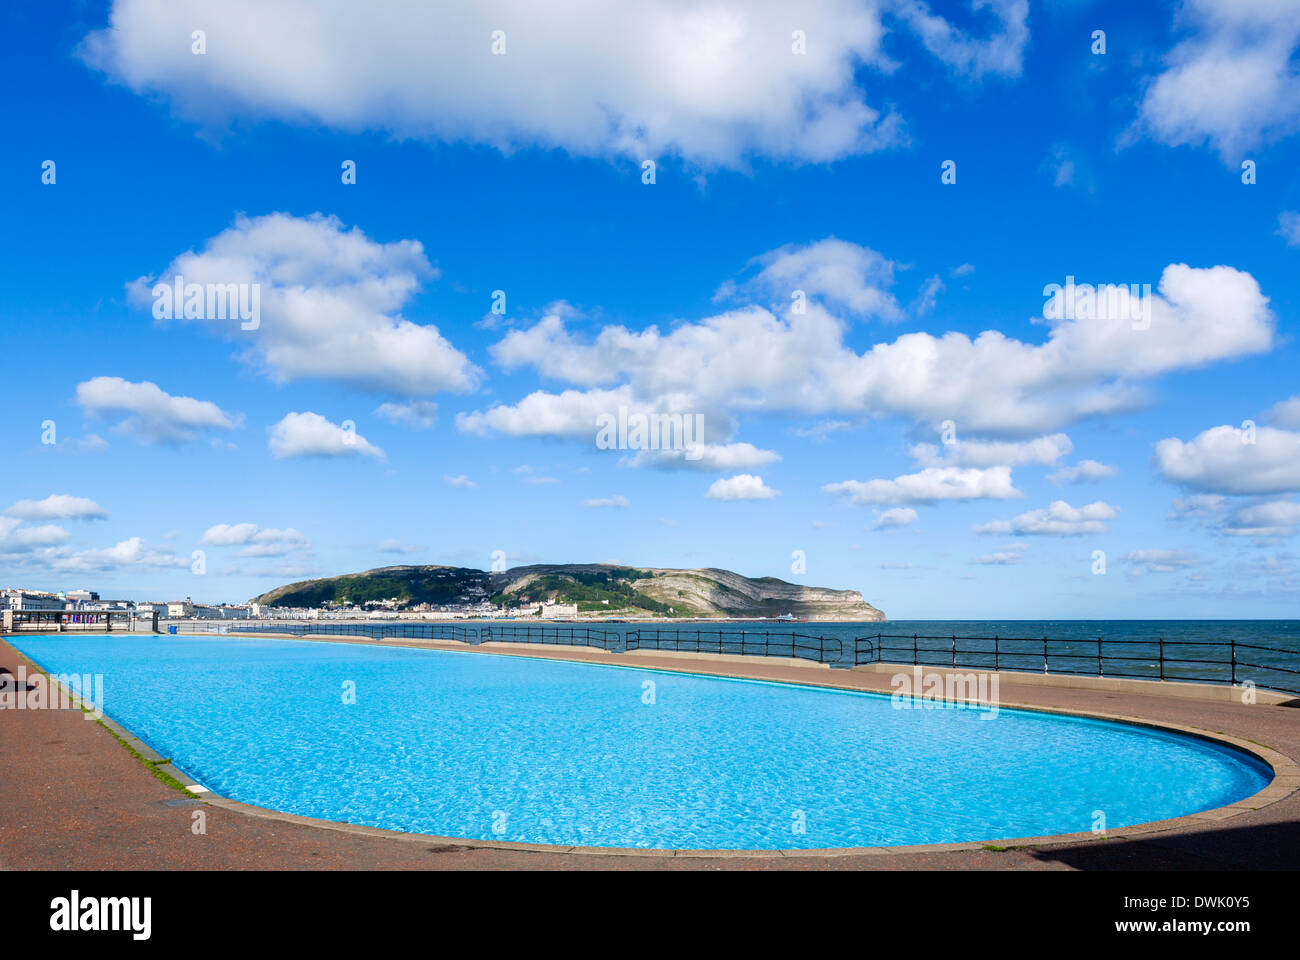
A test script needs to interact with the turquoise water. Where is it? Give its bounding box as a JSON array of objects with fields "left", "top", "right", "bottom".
[{"left": 9, "top": 633, "right": 1272, "bottom": 849}]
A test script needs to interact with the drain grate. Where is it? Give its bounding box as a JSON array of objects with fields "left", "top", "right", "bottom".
[{"left": 161, "top": 798, "right": 202, "bottom": 808}]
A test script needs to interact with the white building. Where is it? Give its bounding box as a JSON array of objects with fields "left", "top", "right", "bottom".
[
  {"left": 2, "top": 589, "right": 66, "bottom": 611},
  {"left": 166, "top": 598, "right": 223, "bottom": 619},
  {"left": 540, "top": 601, "right": 578, "bottom": 619}
]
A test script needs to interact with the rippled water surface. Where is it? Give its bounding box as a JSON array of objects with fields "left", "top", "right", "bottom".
[{"left": 10, "top": 633, "right": 1272, "bottom": 849}]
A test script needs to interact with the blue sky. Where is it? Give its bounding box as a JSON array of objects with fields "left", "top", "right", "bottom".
[{"left": 2, "top": 0, "right": 1299, "bottom": 618}]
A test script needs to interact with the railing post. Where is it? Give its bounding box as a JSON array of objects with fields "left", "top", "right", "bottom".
[
  {"left": 1231, "top": 637, "right": 1237, "bottom": 685},
  {"left": 913, "top": 633, "right": 917, "bottom": 664},
  {"left": 993, "top": 635, "right": 999, "bottom": 672},
  {"left": 1159, "top": 638, "right": 1165, "bottom": 681},
  {"left": 1097, "top": 637, "right": 1103, "bottom": 677},
  {"left": 1043, "top": 637, "right": 1048, "bottom": 674},
  {"left": 952, "top": 633, "right": 957, "bottom": 667}
]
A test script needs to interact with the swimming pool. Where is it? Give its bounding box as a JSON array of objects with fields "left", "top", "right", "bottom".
[{"left": 9, "top": 633, "right": 1272, "bottom": 850}]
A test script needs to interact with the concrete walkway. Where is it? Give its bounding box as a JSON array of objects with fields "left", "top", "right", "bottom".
[{"left": 2, "top": 636, "right": 1297, "bottom": 870}]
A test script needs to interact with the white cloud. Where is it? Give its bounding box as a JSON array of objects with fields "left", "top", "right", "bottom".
[
  {"left": 1268, "top": 395, "right": 1300, "bottom": 429},
  {"left": 45, "top": 538, "right": 189, "bottom": 573},
  {"left": 459, "top": 387, "right": 636, "bottom": 435},
  {"left": 976, "top": 500, "right": 1118, "bottom": 536},
  {"left": 909, "top": 433, "right": 1072, "bottom": 468},
  {"left": 1124, "top": 549, "right": 1201, "bottom": 573},
  {"left": 200, "top": 523, "right": 311, "bottom": 558},
  {"left": 1278, "top": 211, "right": 1300, "bottom": 247},
  {"left": 465, "top": 260, "right": 1275, "bottom": 439},
  {"left": 825, "top": 466, "right": 1018, "bottom": 505},
  {"left": 1136, "top": 0, "right": 1300, "bottom": 160},
  {"left": 1155, "top": 424, "right": 1300, "bottom": 495},
  {"left": 629, "top": 442, "right": 780, "bottom": 472},
  {"left": 199, "top": 523, "right": 260, "bottom": 546},
  {"left": 79, "top": 1, "right": 1032, "bottom": 169},
  {"left": 0, "top": 517, "right": 71, "bottom": 553},
  {"left": 1220, "top": 499, "right": 1300, "bottom": 538},
  {"left": 705, "top": 474, "right": 779, "bottom": 501},
  {"left": 971, "top": 542, "right": 1028, "bottom": 565},
  {"left": 873, "top": 506, "right": 918, "bottom": 528},
  {"left": 268, "top": 412, "right": 386, "bottom": 461},
  {"left": 719, "top": 238, "right": 904, "bottom": 320},
  {"left": 910, "top": 274, "right": 944, "bottom": 316},
  {"left": 444, "top": 474, "right": 478, "bottom": 488},
  {"left": 794, "top": 419, "right": 853, "bottom": 441},
  {"left": 127, "top": 213, "right": 477, "bottom": 396},
  {"left": 1049, "top": 146, "right": 1075, "bottom": 187},
  {"left": 75, "top": 376, "right": 239, "bottom": 444},
  {"left": 581, "top": 496, "right": 630, "bottom": 508},
  {"left": 5, "top": 495, "right": 107, "bottom": 521},
  {"left": 375, "top": 400, "right": 437, "bottom": 429},
  {"left": 1171, "top": 493, "right": 1226, "bottom": 519},
  {"left": 1047, "top": 459, "right": 1118, "bottom": 485},
  {"left": 891, "top": 0, "right": 1029, "bottom": 78}
]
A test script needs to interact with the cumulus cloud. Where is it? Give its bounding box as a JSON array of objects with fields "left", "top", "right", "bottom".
[
  {"left": 0, "top": 517, "right": 71, "bottom": 553},
  {"left": 976, "top": 500, "right": 1117, "bottom": 535},
  {"left": 1136, "top": 0, "right": 1300, "bottom": 160},
  {"left": 891, "top": 0, "right": 1029, "bottom": 78},
  {"left": 717, "top": 238, "right": 904, "bottom": 320},
  {"left": 1047, "top": 459, "right": 1118, "bottom": 485},
  {"left": 5, "top": 495, "right": 107, "bottom": 521},
  {"left": 705, "top": 474, "right": 779, "bottom": 501},
  {"left": 75, "top": 377, "right": 239, "bottom": 444},
  {"left": 374, "top": 400, "right": 437, "bottom": 429},
  {"left": 45, "top": 538, "right": 189, "bottom": 573},
  {"left": 268, "top": 412, "right": 386, "bottom": 461},
  {"left": 1220, "top": 499, "right": 1300, "bottom": 538},
  {"left": 200, "top": 522, "right": 311, "bottom": 557},
  {"left": 629, "top": 442, "right": 780, "bottom": 472},
  {"left": 464, "top": 258, "right": 1275, "bottom": 442},
  {"left": 873, "top": 506, "right": 918, "bottom": 528},
  {"left": 825, "top": 466, "right": 1018, "bottom": 505},
  {"left": 127, "top": 213, "right": 477, "bottom": 396},
  {"left": 444, "top": 474, "right": 478, "bottom": 488},
  {"left": 1268, "top": 395, "right": 1300, "bottom": 429},
  {"left": 78, "top": 1, "right": 1031, "bottom": 169},
  {"left": 1155, "top": 424, "right": 1300, "bottom": 495},
  {"left": 909, "top": 434, "right": 1072, "bottom": 469}
]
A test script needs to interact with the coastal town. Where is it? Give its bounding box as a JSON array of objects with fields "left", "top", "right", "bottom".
[{"left": 1, "top": 585, "right": 578, "bottom": 622}]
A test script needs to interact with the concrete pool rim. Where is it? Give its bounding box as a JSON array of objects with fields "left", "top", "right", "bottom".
[{"left": 7, "top": 632, "right": 1298, "bottom": 859}]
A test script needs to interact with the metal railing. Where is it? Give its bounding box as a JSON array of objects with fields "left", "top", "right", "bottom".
[
  {"left": 87, "top": 620, "right": 1300, "bottom": 696},
  {"left": 628, "top": 627, "right": 840, "bottom": 664},
  {"left": 853, "top": 632, "right": 1300, "bottom": 695}
]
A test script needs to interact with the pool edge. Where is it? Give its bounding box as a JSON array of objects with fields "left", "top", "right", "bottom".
[{"left": 10, "top": 632, "right": 1295, "bottom": 859}]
